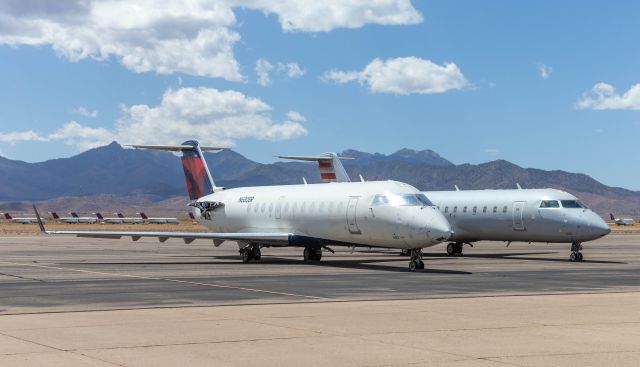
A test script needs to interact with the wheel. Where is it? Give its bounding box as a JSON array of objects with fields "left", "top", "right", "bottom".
[
  {"left": 578, "top": 252, "right": 583, "bottom": 262},
  {"left": 242, "top": 250, "right": 252, "bottom": 263},
  {"left": 417, "top": 260, "right": 425, "bottom": 269},
  {"left": 454, "top": 243, "right": 463, "bottom": 255},
  {"left": 569, "top": 252, "right": 578, "bottom": 262},
  {"left": 408, "top": 261, "right": 417, "bottom": 272},
  {"left": 446, "top": 243, "right": 455, "bottom": 256},
  {"left": 313, "top": 250, "right": 322, "bottom": 261},
  {"left": 253, "top": 249, "right": 262, "bottom": 261},
  {"left": 303, "top": 248, "right": 311, "bottom": 262}
]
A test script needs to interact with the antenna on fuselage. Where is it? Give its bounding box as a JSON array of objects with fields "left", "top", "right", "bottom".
[
  {"left": 454, "top": 185, "right": 460, "bottom": 191},
  {"left": 302, "top": 177, "right": 307, "bottom": 185},
  {"left": 359, "top": 174, "right": 365, "bottom": 182},
  {"left": 516, "top": 183, "right": 523, "bottom": 190}
]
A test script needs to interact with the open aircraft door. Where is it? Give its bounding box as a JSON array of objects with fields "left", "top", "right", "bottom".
[
  {"left": 346, "top": 197, "right": 361, "bottom": 234},
  {"left": 512, "top": 201, "right": 526, "bottom": 231}
]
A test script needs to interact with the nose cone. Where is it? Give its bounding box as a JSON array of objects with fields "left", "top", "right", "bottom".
[
  {"left": 590, "top": 213, "right": 611, "bottom": 237},
  {"left": 429, "top": 210, "right": 453, "bottom": 243}
]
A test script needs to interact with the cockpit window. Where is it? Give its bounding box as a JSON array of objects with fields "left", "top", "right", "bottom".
[
  {"left": 561, "top": 200, "right": 585, "bottom": 209},
  {"left": 372, "top": 193, "right": 434, "bottom": 207},
  {"left": 540, "top": 200, "right": 560, "bottom": 208}
]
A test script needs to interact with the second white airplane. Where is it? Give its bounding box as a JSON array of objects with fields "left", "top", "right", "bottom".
[{"left": 34, "top": 140, "right": 452, "bottom": 271}]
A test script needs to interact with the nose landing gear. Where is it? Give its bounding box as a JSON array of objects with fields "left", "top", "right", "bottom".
[
  {"left": 303, "top": 247, "right": 322, "bottom": 262},
  {"left": 408, "top": 249, "right": 425, "bottom": 272},
  {"left": 569, "top": 242, "right": 584, "bottom": 262}
]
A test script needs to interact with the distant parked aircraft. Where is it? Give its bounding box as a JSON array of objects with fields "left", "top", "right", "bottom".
[
  {"left": 49, "top": 212, "right": 79, "bottom": 224},
  {"left": 69, "top": 212, "right": 98, "bottom": 224},
  {"left": 115, "top": 213, "right": 144, "bottom": 224},
  {"left": 94, "top": 213, "right": 124, "bottom": 224},
  {"left": 188, "top": 212, "right": 198, "bottom": 222},
  {"left": 610, "top": 213, "right": 635, "bottom": 226},
  {"left": 138, "top": 212, "right": 179, "bottom": 224},
  {"left": 1, "top": 213, "right": 40, "bottom": 224}
]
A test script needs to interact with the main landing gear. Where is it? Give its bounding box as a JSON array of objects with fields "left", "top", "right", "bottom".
[
  {"left": 303, "top": 247, "right": 322, "bottom": 262},
  {"left": 446, "top": 242, "right": 464, "bottom": 256},
  {"left": 240, "top": 244, "right": 261, "bottom": 263},
  {"left": 569, "top": 242, "right": 584, "bottom": 262},
  {"left": 408, "top": 249, "right": 425, "bottom": 272}
]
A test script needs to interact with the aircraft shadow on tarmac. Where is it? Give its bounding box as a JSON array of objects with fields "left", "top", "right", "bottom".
[{"left": 59, "top": 255, "right": 472, "bottom": 274}]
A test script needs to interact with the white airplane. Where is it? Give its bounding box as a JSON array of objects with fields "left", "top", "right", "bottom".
[
  {"left": 33, "top": 140, "right": 452, "bottom": 271},
  {"left": 94, "top": 213, "right": 124, "bottom": 224},
  {"left": 69, "top": 212, "right": 98, "bottom": 224},
  {"left": 609, "top": 213, "right": 635, "bottom": 226},
  {"left": 1, "top": 213, "right": 40, "bottom": 224},
  {"left": 282, "top": 153, "right": 611, "bottom": 262},
  {"left": 115, "top": 213, "right": 144, "bottom": 224},
  {"left": 138, "top": 212, "right": 179, "bottom": 224},
  {"left": 49, "top": 212, "right": 79, "bottom": 224}
]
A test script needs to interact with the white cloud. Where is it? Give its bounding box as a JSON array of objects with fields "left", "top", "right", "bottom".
[
  {"left": 576, "top": 83, "right": 640, "bottom": 110},
  {"left": 72, "top": 106, "right": 98, "bottom": 118},
  {"left": 0, "top": 1, "right": 422, "bottom": 80},
  {"left": 286, "top": 110, "right": 306, "bottom": 122},
  {"left": 255, "top": 58, "right": 274, "bottom": 86},
  {"left": 236, "top": 0, "right": 422, "bottom": 32},
  {"left": 0, "top": 87, "right": 308, "bottom": 150},
  {"left": 323, "top": 57, "right": 468, "bottom": 95},
  {"left": 537, "top": 63, "right": 552, "bottom": 79},
  {"left": 484, "top": 148, "right": 500, "bottom": 155},
  {"left": 277, "top": 62, "right": 306, "bottom": 78}
]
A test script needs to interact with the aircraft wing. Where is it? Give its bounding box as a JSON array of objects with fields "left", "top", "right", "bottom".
[{"left": 33, "top": 206, "right": 290, "bottom": 245}]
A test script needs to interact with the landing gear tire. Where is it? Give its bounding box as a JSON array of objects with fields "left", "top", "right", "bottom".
[
  {"left": 253, "top": 249, "right": 262, "bottom": 261},
  {"left": 241, "top": 249, "right": 252, "bottom": 263},
  {"left": 569, "top": 242, "right": 583, "bottom": 262},
  {"left": 241, "top": 244, "right": 261, "bottom": 263},
  {"left": 408, "top": 249, "right": 424, "bottom": 272},
  {"left": 446, "top": 243, "right": 463, "bottom": 256},
  {"left": 303, "top": 248, "right": 322, "bottom": 262}
]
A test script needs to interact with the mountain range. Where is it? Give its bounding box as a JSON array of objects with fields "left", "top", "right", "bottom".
[{"left": 0, "top": 142, "right": 637, "bottom": 217}]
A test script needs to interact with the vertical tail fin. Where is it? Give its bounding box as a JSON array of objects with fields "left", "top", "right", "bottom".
[
  {"left": 70, "top": 212, "right": 79, "bottom": 218},
  {"left": 3, "top": 213, "right": 12, "bottom": 220},
  {"left": 610, "top": 213, "right": 615, "bottom": 221},
  {"left": 49, "top": 212, "right": 60, "bottom": 219},
  {"left": 127, "top": 141, "right": 223, "bottom": 200},
  {"left": 139, "top": 212, "right": 149, "bottom": 220},
  {"left": 188, "top": 212, "right": 196, "bottom": 220},
  {"left": 116, "top": 213, "right": 124, "bottom": 218},
  {"left": 95, "top": 213, "right": 104, "bottom": 220}
]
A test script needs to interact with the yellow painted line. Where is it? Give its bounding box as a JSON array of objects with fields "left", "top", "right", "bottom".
[{"left": 0, "top": 260, "right": 331, "bottom": 301}]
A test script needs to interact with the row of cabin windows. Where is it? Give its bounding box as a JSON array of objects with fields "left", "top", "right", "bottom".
[
  {"left": 247, "top": 201, "right": 345, "bottom": 216},
  {"left": 440, "top": 205, "right": 509, "bottom": 214}
]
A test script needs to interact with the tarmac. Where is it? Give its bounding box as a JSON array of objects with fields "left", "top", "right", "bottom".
[{"left": 0, "top": 234, "right": 639, "bottom": 366}]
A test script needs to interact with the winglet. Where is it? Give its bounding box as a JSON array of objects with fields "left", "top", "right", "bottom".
[{"left": 33, "top": 205, "right": 47, "bottom": 233}]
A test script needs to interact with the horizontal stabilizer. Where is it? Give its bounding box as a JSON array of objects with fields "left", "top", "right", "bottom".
[
  {"left": 278, "top": 152, "right": 353, "bottom": 183},
  {"left": 127, "top": 144, "right": 226, "bottom": 152}
]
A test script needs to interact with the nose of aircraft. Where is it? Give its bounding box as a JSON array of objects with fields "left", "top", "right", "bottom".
[
  {"left": 429, "top": 210, "right": 453, "bottom": 243},
  {"left": 589, "top": 212, "right": 611, "bottom": 237}
]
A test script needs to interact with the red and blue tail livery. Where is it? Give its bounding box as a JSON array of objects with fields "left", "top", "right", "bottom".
[{"left": 180, "top": 140, "right": 214, "bottom": 200}]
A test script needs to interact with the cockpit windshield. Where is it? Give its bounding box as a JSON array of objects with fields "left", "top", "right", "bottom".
[
  {"left": 561, "top": 200, "right": 586, "bottom": 209},
  {"left": 540, "top": 200, "right": 560, "bottom": 208},
  {"left": 372, "top": 193, "right": 434, "bottom": 207}
]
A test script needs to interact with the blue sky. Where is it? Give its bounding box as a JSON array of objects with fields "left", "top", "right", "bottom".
[{"left": 0, "top": 1, "right": 639, "bottom": 190}]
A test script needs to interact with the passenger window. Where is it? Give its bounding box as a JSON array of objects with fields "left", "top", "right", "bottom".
[
  {"left": 261, "top": 203, "right": 266, "bottom": 213},
  {"left": 453, "top": 206, "right": 458, "bottom": 213},
  {"left": 328, "top": 202, "right": 335, "bottom": 213},
  {"left": 503, "top": 206, "right": 507, "bottom": 213},
  {"left": 292, "top": 202, "right": 297, "bottom": 215},
  {"left": 463, "top": 206, "right": 467, "bottom": 213},
  {"left": 254, "top": 202, "right": 259, "bottom": 213},
  {"left": 473, "top": 206, "right": 477, "bottom": 214},
  {"left": 493, "top": 206, "right": 497, "bottom": 213},
  {"left": 309, "top": 202, "right": 315, "bottom": 213},
  {"left": 483, "top": 206, "right": 487, "bottom": 213},
  {"left": 540, "top": 200, "right": 560, "bottom": 208},
  {"left": 444, "top": 206, "right": 449, "bottom": 213}
]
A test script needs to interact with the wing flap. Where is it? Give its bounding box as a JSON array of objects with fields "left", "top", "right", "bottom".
[{"left": 43, "top": 230, "right": 291, "bottom": 245}]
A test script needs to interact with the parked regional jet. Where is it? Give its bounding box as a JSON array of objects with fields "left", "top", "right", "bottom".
[
  {"left": 138, "top": 212, "right": 179, "bottom": 224},
  {"left": 282, "top": 153, "right": 611, "bottom": 262},
  {"left": 95, "top": 213, "right": 124, "bottom": 224},
  {"left": 115, "top": 213, "right": 144, "bottom": 224},
  {"left": 609, "top": 213, "right": 635, "bottom": 226},
  {"left": 1, "top": 213, "right": 40, "bottom": 224},
  {"left": 33, "top": 140, "right": 452, "bottom": 271},
  {"left": 49, "top": 212, "right": 79, "bottom": 224},
  {"left": 69, "top": 212, "right": 98, "bottom": 224}
]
